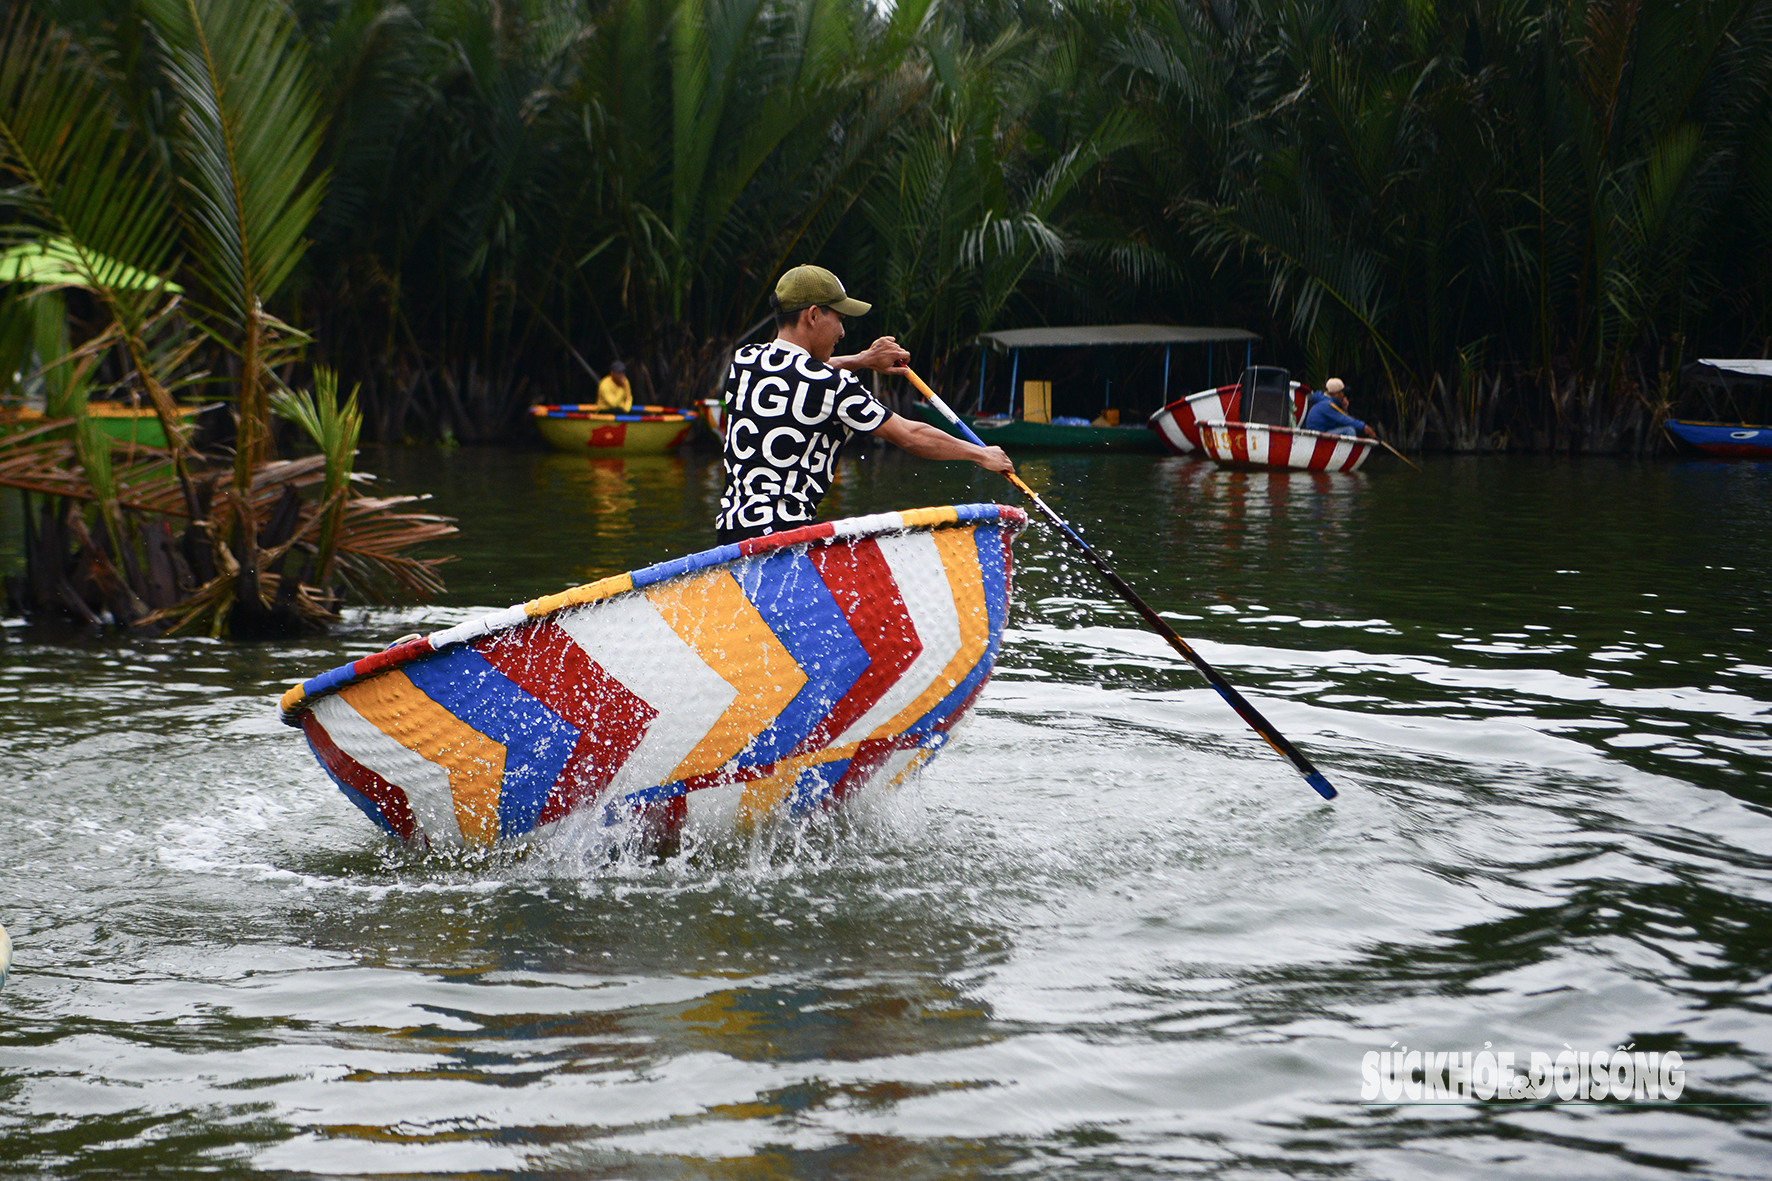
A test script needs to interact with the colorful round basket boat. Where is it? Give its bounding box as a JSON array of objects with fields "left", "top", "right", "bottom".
[
  {"left": 530, "top": 404, "right": 697, "bottom": 454},
  {"left": 280, "top": 505, "right": 1029, "bottom": 848}
]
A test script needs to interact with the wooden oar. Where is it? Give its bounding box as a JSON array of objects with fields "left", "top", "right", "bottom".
[
  {"left": 1376, "top": 437, "right": 1422, "bottom": 473},
  {"left": 903, "top": 368, "right": 1337, "bottom": 801}
]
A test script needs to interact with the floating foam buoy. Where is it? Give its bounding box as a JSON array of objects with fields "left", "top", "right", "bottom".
[{"left": 0, "top": 923, "right": 10, "bottom": 990}]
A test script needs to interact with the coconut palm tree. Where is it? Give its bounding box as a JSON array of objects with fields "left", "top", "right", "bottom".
[{"left": 0, "top": 4, "right": 453, "bottom": 635}]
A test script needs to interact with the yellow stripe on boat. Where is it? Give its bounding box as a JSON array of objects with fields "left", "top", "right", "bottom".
[
  {"left": 524, "top": 573, "right": 635, "bottom": 618},
  {"left": 897, "top": 505, "right": 959, "bottom": 530},
  {"left": 340, "top": 671, "right": 506, "bottom": 845},
  {"left": 874, "top": 526, "right": 989, "bottom": 737},
  {"left": 738, "top": 762, "right": 803, "bottom": 825},
  {"left": 646, "top": 571, "right": 807, "bottom": 782}
]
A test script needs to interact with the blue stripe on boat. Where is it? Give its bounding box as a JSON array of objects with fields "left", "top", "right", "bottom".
[
  {"left": 615, "top": 779, "right": 687, "bottom": 808},
  {"left": 302, "top": 663, "right": 359, "bottom": 701},
  {"left": 789, "top": 759, "right": 849, "bottom": 817},
  {"left": 734, "top": 550, "right": 869, "bottom": 766},
  {"left": 402, "top": 647, "right": 579, "bottom": 837},
  {"left": 631, "top": 545, "right": 741, "bottom": 589},
  {"left": 904, "top": 523, "right": 1011, "bottom": 737}
]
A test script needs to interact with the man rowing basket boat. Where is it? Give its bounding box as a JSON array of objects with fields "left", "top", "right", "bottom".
[{"left": 715, "top": 265, "right": 1012, "bottom": 545}]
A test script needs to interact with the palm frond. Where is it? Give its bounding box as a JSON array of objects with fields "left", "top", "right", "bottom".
[
  {"left": 145, "top": 0, "right": 329, "bottom": 481},
  {"left": 147, "top": 0, "right": 329, "bottom": 321},
  {"left": 0, "top": 13, "right": 180, "bottom": 329}
]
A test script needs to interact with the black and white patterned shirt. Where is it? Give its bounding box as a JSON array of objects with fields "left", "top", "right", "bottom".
[{"left": 715, "top": 339, "right": 893, "bottom": 534}]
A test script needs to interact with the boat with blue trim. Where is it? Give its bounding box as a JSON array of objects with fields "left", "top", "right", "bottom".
[
  {"left": 530, "top": 404, "right": 697, "bottom": 454},
  {"left": 280, "top": 505, "right": 1028, "bottom": 849},
  {"left": 1669, "top": 361, "right": 1772, "bottom": 457},
  {"left": 1663, "top": 419, "right": 1772, "bottom": 458}
]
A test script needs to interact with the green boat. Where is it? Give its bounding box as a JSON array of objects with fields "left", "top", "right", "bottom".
[
  {"left": 924, "top": 323, "right": 1261, "bottom": 453},
  {"left": 85, "top": 404, "right": 201, "bottom": 448},
  {"left": 913, "top": 403, "right": 1168, "bottom": 453},
  {"left": 0, "top": 404, "right": 201, "bottom": 448}
]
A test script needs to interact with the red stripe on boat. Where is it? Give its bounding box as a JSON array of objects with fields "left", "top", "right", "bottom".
[
  {"left": 628, "top": 794, "right": 688, "bottom": 845},
  {"left": 830, "top": 738, "right": 903, "bottom": 801},
  {"left": 800, "top": 537, "right": 922, "bottom": 746},
  {"left": 832, "top": 664, "right": 1000, "bottom": 801},
  {"left": 1172, "top": 409, "right": 1194, "bottom": 449},
  {"left": 474, "top": 620, "right": 658, "bottom": 825},
  {"left": 1228, "top": 425, "right": 1249, "bottom": 464},
  {"left": 737, "top": 520, "right": 836, "bottom": 556},
  {"left": 352, "top": 637, "right": 436, "bottom": 681},
  {"left": 302, "top": 712, "right": 417, "bottom": 840},
  {"left": 1311, "top": 436, "right": 1338, "bottom": 469}
]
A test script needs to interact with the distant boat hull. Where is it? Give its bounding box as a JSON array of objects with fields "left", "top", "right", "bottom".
[
  {"left": 531, "top": 405, "right": 697, "bottom": 454},
  {"left": 1149, "top": 385, "right": 1236, "bottom": 454},
  {"left": 698, "top": 397, "right": 726, "bottom": 442},
  {"left": 4, "top": 404, "right": 201, "bottom": 448},
  {"left": 281, "top": 505, "right": 1028, "bottom": 850},
  {"left": 1149, "top": 382, "right": 1315, "bottom": 456},
  {"left": 914, "top": 404, "right": 1165, "bottom": 453},
  {"left": 1664, "top": 419, "right": 1772, "bottom": 458},
  {"left": 1196, "top": 420, "right": 1378, "bottom": 472}
]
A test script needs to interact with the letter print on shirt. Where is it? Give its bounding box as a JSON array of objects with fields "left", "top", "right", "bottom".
[{"left": 717, "top": 341, "right": 892, "bottom": 534}]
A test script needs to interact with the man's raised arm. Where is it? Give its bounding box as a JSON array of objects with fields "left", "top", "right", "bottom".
[
  {"left": 832, "top": 336, "right": 910, "bottom": 374},
  {"left": 874, "top": 414, "right": 1014, "bottom": 474}
]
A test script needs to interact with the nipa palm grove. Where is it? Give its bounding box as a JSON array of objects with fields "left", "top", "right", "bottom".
[{"left": 3, "top": 0, "right": 1769, "bottom": 635}]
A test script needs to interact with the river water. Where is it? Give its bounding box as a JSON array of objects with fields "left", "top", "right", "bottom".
[{"left": 1, "top": 443, "right": 1769, "bottom": 1178}]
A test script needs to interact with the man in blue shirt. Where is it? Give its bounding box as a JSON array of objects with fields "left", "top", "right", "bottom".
[{"left": 1301, "top": 377, "right": 1377, "bottom": 439}]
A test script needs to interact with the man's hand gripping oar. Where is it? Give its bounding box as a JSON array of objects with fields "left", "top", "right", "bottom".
[{"left": 901, "top": 368, "right": 1338, "bottom": 801}]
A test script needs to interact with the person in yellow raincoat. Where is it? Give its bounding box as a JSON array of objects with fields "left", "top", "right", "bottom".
[{"left": 595, "top": 360, "right": 633, "bottom": 413}]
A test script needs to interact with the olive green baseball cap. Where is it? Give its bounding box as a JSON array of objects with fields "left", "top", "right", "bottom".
[{"left": 773, "top": 265, "right": 871, "bottom": 316}]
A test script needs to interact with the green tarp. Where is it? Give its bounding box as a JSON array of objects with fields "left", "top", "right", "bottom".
[{"left": 0, "top": 238, "right": 180, "bottom": 293}]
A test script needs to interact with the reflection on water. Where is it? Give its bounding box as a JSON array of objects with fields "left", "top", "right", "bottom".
[
  {"left": 1155, "top": 460, "right": 1367, "bottom": 596},
  {"left": 1159, "top": 458, "right": 1365, "bottom": 526},
  {"left": 535, "top": 453, "right": 689, "bottom": 547},
  {"left": 1, "top": 445, "right": 1769, "bottom": 1178}
]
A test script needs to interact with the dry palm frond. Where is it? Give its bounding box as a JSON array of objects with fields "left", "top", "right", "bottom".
[
  {"left": 4, "top": 417, "right": 454, "bottom": 633},
  {"left": 138, "top": 568, "right": 235, "bottom": 637},
  {"left": 0, "top": 424, "right": 179, "bottom": 512},
  {"left": 329, "top": 493, "right": 458, "bottom": 602}
]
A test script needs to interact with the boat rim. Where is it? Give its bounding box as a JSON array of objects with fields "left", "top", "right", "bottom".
[
  {"left": 279, "top": 502, "right": 1030, "bottom": 725},
  {"left": 530, "top": 404, "right": 697, "bottom": 423},
  {"left": 1194, "top": 418, "right": 1380, "bottom": 446}
]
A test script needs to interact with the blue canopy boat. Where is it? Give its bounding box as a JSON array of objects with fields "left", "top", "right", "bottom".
[
  {"left": 1664, "top": 419, "right": 1772, "bottom": 458},
  {"left": 1669, "top": 361, "right": 1772, "bottom": 458},
  {"left": 920, "top": 324, "right": 1261, "bottom": 453}
]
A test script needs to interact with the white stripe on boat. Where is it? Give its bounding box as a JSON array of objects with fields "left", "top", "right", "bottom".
[
  {"left": 834, "top": 531, "right": 963, "bottom": 746},
  {"left": 311, "top": 695, "right": 465, "bottom": 847},
  {"left": 555, "top": 595, "right": 737, "bottom": 796}
]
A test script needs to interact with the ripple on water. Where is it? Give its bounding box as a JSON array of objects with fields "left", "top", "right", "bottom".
[{"left": 2, "top": 450, "right": 1770, "bottom": 1177}]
